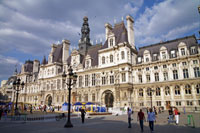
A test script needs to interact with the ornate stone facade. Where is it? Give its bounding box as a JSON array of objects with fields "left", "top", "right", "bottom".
[{"left": 7, "top": 15, "right": 200, "bottom": 111}]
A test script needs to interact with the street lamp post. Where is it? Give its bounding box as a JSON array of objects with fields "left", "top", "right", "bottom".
[
  {"left": 62, "top": 66, "right": 77, "bottom": 128},
  {"left": 13, "top": 78, "right": 25, "bottom": 115}
]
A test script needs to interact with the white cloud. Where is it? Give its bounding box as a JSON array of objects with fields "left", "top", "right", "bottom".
[{"left": 134, "top": 0, "right": 199, "bottom": 46}]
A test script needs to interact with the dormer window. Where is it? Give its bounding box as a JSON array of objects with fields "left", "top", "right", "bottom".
[
  {"left": 121, "top": 51, "right": 125, "bottom": 60},
  {"left": 181, "top": 48, "right": 186, "bottom": 56},
  {"left": 138, "top": 57, "right": 142, "bottom": 63},
  {"left": 190, "top": 46, "right": 196, "bottom": 54},
  {"left": 153, "top": 54, "right": 157, "bottom": 61},
  {"left": 146, "top": 57, "right": 149, "bottom": 62},
  {"left": 162, "top": 52, "right": 166, "bottom": 59},
  {"left": 171, "top": 50, "right": 176, "bottom": 58},
  {"left": 110, "top": 38, "right": 113, "bottom": 47}
]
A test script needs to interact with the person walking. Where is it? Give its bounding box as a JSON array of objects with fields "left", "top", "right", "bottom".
[
  {"left": 174, "top": 107, "right": 179, "bottom": 125},
  {"left": 183, "top": 106, "right": 186, "bottom": 114},
  {"left": 168, "top": 107, "right": 173, "bottom": 124},
  {"left": 30, "top": 105, "right": 33, "bottom": 114},
  {"left": 147, "top": 108, "right": 156, "bottom": 132},
  {"left": 81, "top": 109, "right": 86, "bottom": 123},
  {"left": 0, "top": 106, "right": 3, "bottom": 120},
  {"left": 127, "top": 107, "right": 132, "bottom": 128},
  {"left": 137, "top": 109, "right": 146, "bottom": 132}
]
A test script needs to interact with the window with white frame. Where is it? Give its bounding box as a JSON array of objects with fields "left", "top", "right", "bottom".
[
  {"left": 110, "top": 38, "right": 113, "bottom": 46},
  {"left": 102, "top": 77, "right": 106, "bottom": 85},
  {"left": 163, "top": 64, "right": 167, "bottom": 68},
  {"left": 139, "top": 89, "right": 143, "bottom": 97},
  {"left": 138, "top": 75, "right": 142, "bottom": 83},
  {"left": 190, "top": 46, "right": 196, "bottom": 54},
  {"left": 102, "top": 56, "right": 105, "bottom": 64},
  {"left": 92, "top": 93, "right": 95, "bottom": 102},
  {"left": 138, "top": 57, "right": 142, "bottom": 63},
  {"left": 172, "top": 63, "right": 176, "bottom": 67},
  {"left": 171, "top": 50, "right": 176, "bottom": 58},
  {"left": 185, "top": 84, "right": 191, "bottom": 94},
  {"left": 146, "top": 56, "right": 149, "bottom": 62},
  {"left": 153, "top": 54, "right": 157, "bottom": 60},
  {"left": 92, "top": 74, "right": 95, "bottom": 86},
  {"left": 146, "top": 67, "right": 149, "bottom": 71},
  {"left": 175, "top": 85, "right": 180, "bottom": 95},
  {"left": 181, "top": 48, "right": 186, "bottom": 56},
  {"left": 122, "top": 73, "right": 126, "bottom": 82},
  {"left": 155, "top": 73, "right": 159, "bottom": 81},
  {"left": 182, "top": 62, "right": 187, "bottom": 66},
  {"left": 121, "top": 51, "right": 125, "bottom": 60},
  {"left": 147, "top": 88, "right": 152, "bottom": 96},
  {"left": 156, "top": 87, "right": 161, "bottom": 96},
  {"left": 176, "top": 101, "right": 181, "bottom": 106},
  {"left": 156, "top": 101, "right": 161, "bottom": 106},
  {"left": 194, "top": 67, "right": 200, "bottom": 77},
  {"left": 193, "top": 60, "right": 198, "bottom": 64},
  {"left": 163, "top": 72, "right": 168, "bottom": 81},
  {"left": 162, "top": 52, "right": 166, "bottom": 59},
  {"left": 173, "top": 70, "right": 178, "bottom": 79},
  {"left": 110, "top": 54, "right": 113, "bottom": 63},
  {"left": 165, "top": 86, "right": 170, "bottom": 95},
  {"left": 187, "top": 101, "right": 193, "bottom": 106},
  {"left": 110, "top": 75, "right": 114, "bottom": 84},
  {"left": 183, "top": 69, "right": 189, "bottom": 79},
  {"left": 146, "top": 75, "right": 150, "bottom": 82},
  {"left": 85, "top": 75, "right": 89, "bottom": 87}
]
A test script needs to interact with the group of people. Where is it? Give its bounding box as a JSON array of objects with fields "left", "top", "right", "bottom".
[
  {"left": 168, "top": 107, "right": 180, "bottom": 125},
  {"left": 127, "top": 107, "right": 156, "bottom": 132}
]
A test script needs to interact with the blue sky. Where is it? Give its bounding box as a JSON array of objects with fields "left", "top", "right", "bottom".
[{"left": 0, "top": 0, "right": 199, "bottom": 83}]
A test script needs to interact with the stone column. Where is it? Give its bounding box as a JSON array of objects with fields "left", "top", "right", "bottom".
[
  {"left": 180, "top": 84, "right": 185, "bottom": 106},
  {"left": 160, "top": 86, "right": 165, "bottom": 107},
  {"left": 191, "top": 84, "right": 197, "bottom": 106},
  {"left": 170, "top": 85, "right": 174, "bottom": 106},
  {"left": 143, "top": 87, "right": 147, "bottom": 107}
]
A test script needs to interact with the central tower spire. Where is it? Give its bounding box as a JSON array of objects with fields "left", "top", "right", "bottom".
[{"left": 78, "top": 16, "right": 92, "bottom": 55}]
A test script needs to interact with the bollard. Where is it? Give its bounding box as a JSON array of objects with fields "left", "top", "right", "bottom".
[
  {"left": 187, "top": 115, "right": 195, "bottom": 128},
  {"left": 187, "top": 115, "right": 191, "bottom": 125}
]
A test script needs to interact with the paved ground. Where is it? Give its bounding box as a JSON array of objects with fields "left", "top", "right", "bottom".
[{"left": 0, "top": 111, "right": 200, "bottom": 133}]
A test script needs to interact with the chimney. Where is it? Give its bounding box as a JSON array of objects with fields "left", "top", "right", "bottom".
[
  {"left": 105, "top": 23, "right": 112, "bottom": 40},
  {"left": 126, "top": 15, "right": 135, "bottom": 48},
  {"left": 33, "top": 60, "right": 40, "bottom": 73},
  {"left": 62, "top": 39, "right": 70, "bottom": 63}
]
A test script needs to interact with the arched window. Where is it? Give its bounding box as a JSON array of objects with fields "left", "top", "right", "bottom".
[
  {"left": 185, "top": 84, "right": 191, "bottom": 94},
  {"left": 196, "top": 84, "right": 200, "bottom": 94},
  {"left": 139, "top": 89, "right": 143, "bottom": 97},
  {"left": 156, "top": 87, "right": 160, "bottom": 96},
  {"left": 110, "top": 54, "right": 113, "bottom": 63},
  {"left": 175, "top": 85, "right": 180, "bottom": 95},
  {"left": 147, "top": 88, "right": 152, "bottom": 96},
  {"left": 121, "top": 51, "right": 125, "bottom": 59},
  {"left": 165, "top": 86, "right": 170, "bottom": 95},
  {"left": 102, "top": 56, "right": 105, "bottom": 64}
]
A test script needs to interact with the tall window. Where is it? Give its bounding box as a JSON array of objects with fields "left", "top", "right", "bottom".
[
  {"left": 110, "top": 38, "right": 113, "bottom": 46},
  {"left": 165, "top": 86, "right": 170, "bottom": 95},
  {"left": 138, "top": 75, "right": 142, "bottom": 83},
  {"left": 193, "top": 60, "right": 198, "bottom": 64},
  {"left": 122, "top": 73, "right": 126, "bottom": 82},
  {"left": 92, "top": 74, "right": 95, "bottom": 86},
  {"left": 182, "top": 62, "right": 187, "bottom": 66},
  {"left": 185, "top": 84, "right": 191, "bottom": 94},
  {"left": 183, "top": 69, "right": 189, "bottom": 79},
  {"left": 110, "top": 54, "right": 113, "bottom": 63},
  {"left": 191, "top": 46, "right": 196, "bottom": 54},
  {"left": 102, "top": 77, "right": 106, "bottom": 85},
  {"left": 153, "top": 54, "right": 157, "bottom": 60},
  {"left": 102, "top": 56, "right": 105, "bottom": 64},
  {"left": 155, "top": 73, "right": 159, "bottom": 81},
  {"left": 181, "top": 48, "right": 186, "bottom": 56},
  {"left": 196, "top": 84, "right": 200, "bottom": 94},
  {"left": 121, "top": 51, "right": 125, "bottom": 60},
  {"left": 146, "top": 57, "right": 149, "bottom": 62},
  {"left": 173, "top": 70, "right": 178, "bottom": 79},
  {"left": 194, "top": 67, "right": 200, "bottom": 77},
  {"left": 79, "top": 76, "right": 82, "bottom": 87},
  {"left": 92, "top": 93, "right": 95, "bottom": 102},
  {"left": 146, "top": 75, "right": 150, "bottom": 82},
  {"left": 156, "top": 87, "right": 161, "bottom": 96},
  {"left": 139, "top": 89, "right": 143, "bottom": 97},
  {"left": 85, "top": 75, "right": 89, "bottom": 87},
  {"left": 162, "top": 52, "right": 166, "bottom": 59},
  {"left": 175, "top": 85, "right": 180, "bottom": 95},
  {"left": 171, "top": 50, "right": 176, "bottom": 58},
  {"left": 110, "top": 75, "right": 114, "bottom": 84},
  {"left": 147, "top": 88, "right": 152, "bottom": 96},
  {"left": 163, "top": 72, "right": 168, "bottom": 81}
]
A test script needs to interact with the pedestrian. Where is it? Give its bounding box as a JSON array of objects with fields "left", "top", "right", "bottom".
[
  {"left": 81, "top": 109, "right": 86, "bottom": 123},
  {"left": 147, "top": 108, "right": 156, "bottom": 132},
  {"left": 30, "top": 105, "right": 33, "bottom": 114},
  {"left": 0, "top": 106, "right": 3, "bottom": 120},
  {"left": 127, "top": 107, "right": 132, "bottom": 128},
  {"left": 137, "top": 109, "right": 146, "bottom": 132},
  {"left": 146, "top": 107, "right": 149, "bottom": 114},
  {"left": 168, "top": 107, "right": 174, "bottom": 124},
  {"left": 174, "top": 107, "right": 180, "bottom": 125},
  {"left": 183, "top": 106, "right": 186, "bottom": 114}
]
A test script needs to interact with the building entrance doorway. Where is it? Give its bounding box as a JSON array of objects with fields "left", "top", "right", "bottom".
[
  {"left": 45, "top": 95, "right": 52, "bottom": 106},
  {"left": 102, "top": 90, "right": 114, "bottom": 108},
  {"left": 166, "top": 101, "right": 171, "bottom": 109}
]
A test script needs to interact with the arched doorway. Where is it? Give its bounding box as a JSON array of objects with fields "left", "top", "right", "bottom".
[
  {"left": 102, "top": 90, "right": 114, "bottom": 108},
  {"left": 45, "top": 94, "right": 52, "bottom": 106}
]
